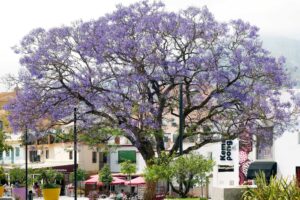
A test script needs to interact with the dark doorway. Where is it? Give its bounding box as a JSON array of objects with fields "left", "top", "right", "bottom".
[
  {"left": 99, "top": 152, "right": 104, "bottom": 170},
  {"left": 296, "top": 167, "right": 300, "bottom": 186}
]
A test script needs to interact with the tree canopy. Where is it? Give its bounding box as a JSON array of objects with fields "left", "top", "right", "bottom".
[
  {"left": 6, "top": 1, "right": 299, "bottom": 163},
  {"left": 169, "top": 154, "right": 214, "bottom": 197},
  {"left": 144, "top": 152, "right": 213, "bottom": 197},
  {"left": 0, "top": 130, "right": 12, "bottom": 153},
  {"left": 120, "top": 160, "right": 137, "bottom": 180}
]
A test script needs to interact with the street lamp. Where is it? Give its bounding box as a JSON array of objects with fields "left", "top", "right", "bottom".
[
  {"left": 25, "top": 126, "right": 28, "bottom": 200},
  {"left": 74, "top": 108, "right": 77, "bottom": 200},
  {"left": 178, "top": 81, "right": 184, "bottom": 192},
  {"left": 179, "top": 81, "right": 184, "bottom": 155}
]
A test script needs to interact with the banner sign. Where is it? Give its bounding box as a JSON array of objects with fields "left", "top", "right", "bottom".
[{"left": 220, "top": 140, "right": 233, "bottom": 161}]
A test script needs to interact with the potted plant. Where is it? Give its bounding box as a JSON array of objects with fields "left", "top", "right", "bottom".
[
  {"left": 10, "top": 167, "right": 27, "bottom": 200},
  {"left": 36, "top": 168, "right": 63, "bottom": 200},
  {"left": 0, "top": 166, "right": 7, "bottom": 197}
]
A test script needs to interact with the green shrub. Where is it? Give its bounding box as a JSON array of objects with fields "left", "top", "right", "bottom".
[
  {"left": 10, "top": 168, "right": 27, "bottom": 186},
  {"left": 0, "top": 166, "right": 6, "bottom": 185},
  {"left": 69, "top": 168, "right": 87, "bottom": 182},
  {"left": 35, "top": 168, "right": 63, "bottom": 189},
  {"left": 242, "top": 172, "right": 300, "bottom": 200}
]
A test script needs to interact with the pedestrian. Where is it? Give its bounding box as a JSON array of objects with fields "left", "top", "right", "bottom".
[{"left": 33, "top": 182, "right": 41, "bottom": 197}]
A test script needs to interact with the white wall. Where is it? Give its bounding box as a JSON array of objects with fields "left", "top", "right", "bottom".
[
  {"left": 2, "top": 133, "right": 25, "bottom": 165},
  {"left": 196, "top": 139, "right": 240, "bottom": 187},
  {"left": 77, "top": 145, "right": 99, "bottom": 173},
  {"left": 109, "top": 146, "right": 146, "bottom": 174},
  {"left": 0, "top": 144, "right": 25, "bottom": 165},
  {"left": 274, "top": 130, "right": 300, "bottom": 179}
]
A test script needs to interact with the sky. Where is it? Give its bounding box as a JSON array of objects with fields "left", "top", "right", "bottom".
[{"left": 1, "top": 0, "right": 300, "bottom": 91}]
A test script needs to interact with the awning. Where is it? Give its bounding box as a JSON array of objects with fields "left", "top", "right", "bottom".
[
  {"left": 247, "top": 161, "right": 277, "bottom": 180},
  {"left": 125, "top": 176, "right": 145, "bottom": 185}
]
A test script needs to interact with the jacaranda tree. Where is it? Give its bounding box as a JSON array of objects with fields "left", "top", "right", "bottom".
[{"left": 5, "top": 1, "right": 299, "bottom": 199}]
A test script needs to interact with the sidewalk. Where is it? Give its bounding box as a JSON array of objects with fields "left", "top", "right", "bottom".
[{"left": 0, "top": 196, "right": 90, "bottom": 200}]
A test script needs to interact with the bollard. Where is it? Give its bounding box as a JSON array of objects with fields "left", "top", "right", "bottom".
[{"left": 28, "top": 190, "right": 33, "bottom": 200}]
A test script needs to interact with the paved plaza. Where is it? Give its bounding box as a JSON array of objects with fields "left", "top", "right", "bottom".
[{"left": 1, "top": 196, "right": 90, "bottom": 200}]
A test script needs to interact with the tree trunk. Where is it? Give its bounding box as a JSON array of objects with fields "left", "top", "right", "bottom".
[{"left": 144, "top": 180, "right": 157, "bottom": 200}]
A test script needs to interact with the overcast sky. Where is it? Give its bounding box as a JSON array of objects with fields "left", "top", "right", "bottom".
[{"left": 1, "top": 0, "right": 300, "bottom": 91}]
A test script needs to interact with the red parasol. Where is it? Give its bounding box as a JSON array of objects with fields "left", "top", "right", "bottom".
[
  {"left": 125, "top": 176, "right": 145, "bottom": 185},
  {"left": 84, "top": 175, "right": 104, "bottom": 186},
  {"left": 110, "top": 176, "right": 126, "bottom": 185},
  {"left": 85, "top": 175, "right": 125, "bottom": 186}
]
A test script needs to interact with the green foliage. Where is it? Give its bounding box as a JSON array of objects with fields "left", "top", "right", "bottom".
[
  {"left": 0, "top": 166, "right": 6, "bottom": 185},
  {"left": 69, "top": 168, "right": 88, "bottom": 182},
  {"left": 242, "top": 172, "right": 300, "bottom": 200},
  {"left": 120, "top": 161, "right": 136, "bottom": 180},
  {"left": 10, "top": 167, "right": 35, "bottom": 187},
  {"left": 0, "top": 130, "right": 12, "bottom": 153},
  {"left": 99, "top": 165, "right": 113, "bottom": 186},
  {"left": 171, "top": 154, "right": 214, "bottom": 186},
  {"left": 79, "top": 127, "right": 123, "bottom": 148},
  {"left": 165, "top": 198, "right": 206, "bottom": 200},
  {"left": 52, "top": 130, "right": 72, "bottom": 143},
  {"left": 35, "top": 168, "right": 63, "bottom": 189},
  {"left": 9, "top": 167, "right": 26, "bottom": 185},
  {"left": 144, "top": 153, "right": 214, "bottom": 198},
  {"left": 144, "top": 152, "right": 173, "bottom": 182}
]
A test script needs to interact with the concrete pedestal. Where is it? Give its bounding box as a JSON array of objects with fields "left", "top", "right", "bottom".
[{"left": 211, "top": 186, "right": 252, "bottom": 200}]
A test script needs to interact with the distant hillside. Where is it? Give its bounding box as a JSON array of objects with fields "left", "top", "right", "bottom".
[
  {"left": 0, "top": 91, "right": 15, "bottom": 132},
  {"left": 0, "top": 91, "right": 15, "bottom": 108},
  {"left": 261, "top": 36, "right": 300, "bottom": 86}
]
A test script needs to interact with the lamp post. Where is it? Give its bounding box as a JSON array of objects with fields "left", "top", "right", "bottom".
[
  {"left": 74, "top": 108, "right": 77, "bottom": 200},
  {"left": 178, "top": 81, "right": 184, "bottom": 192},
  {"left": 25, "top": 126, "right": 28, "bottom": 200},
  {"left": 179, "top": 82, "right": 184, "bottom": 155}
]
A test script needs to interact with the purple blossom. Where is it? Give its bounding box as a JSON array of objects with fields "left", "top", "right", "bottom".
[{"left": 4, "top": 1, "right": 299, "bottom": 164}]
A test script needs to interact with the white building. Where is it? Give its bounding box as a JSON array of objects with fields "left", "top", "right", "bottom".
[
  {"left": 2, "top": 131, "right": 146, "bottom": 176},
  {"left": 273, "top": 129, "right": 300, "bottom": 180},
  {"left": 1, "top": 133, "right": 25, "bottom": 166},
  {"left": 108, "top": 143, "right": 146, "bottom": 174}
]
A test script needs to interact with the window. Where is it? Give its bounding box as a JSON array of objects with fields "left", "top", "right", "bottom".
[
  {"left": 46, "top": 150, "right": 49, "bottom": 159},
  {"left": 256, "top": 127, "right": 273, "bottom": 160},
  {"left": 171, "top": 122, "right": 178, "bottom": 127},
  {"left": 173, "top": 134, "right": 178, "bottom": 143},
  {"left": 15, "top": 147, "right": 20, "bottom": 157},
  {"left": 92, "top": 152, "right": 97, "bottom": 163},
  {"left": 29, "top": 151, "right": 40, "bottom": 162},
  {"left": 6, "top": 150, "right": 9, "bottom": 157},
  {"left": 103, "top": 153, "right": 108, "bottom": 163},
  {"left": 162, "top": 119, "right": 168, "bottom": 126},
  {"left": 69, "top": 151, "right": 73, "bottom": 160},
  {"left": 163, "top": 135, "right": 171, "bottom": 143},
  {"left": 0, "top": 151, "right": 2, "bottom": 160},
  {"left": 207, "top": 152, "right": 213, "bottom": 160},
  {"left": 118, "top": 150, "right": 136, "bottom": 163}
]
